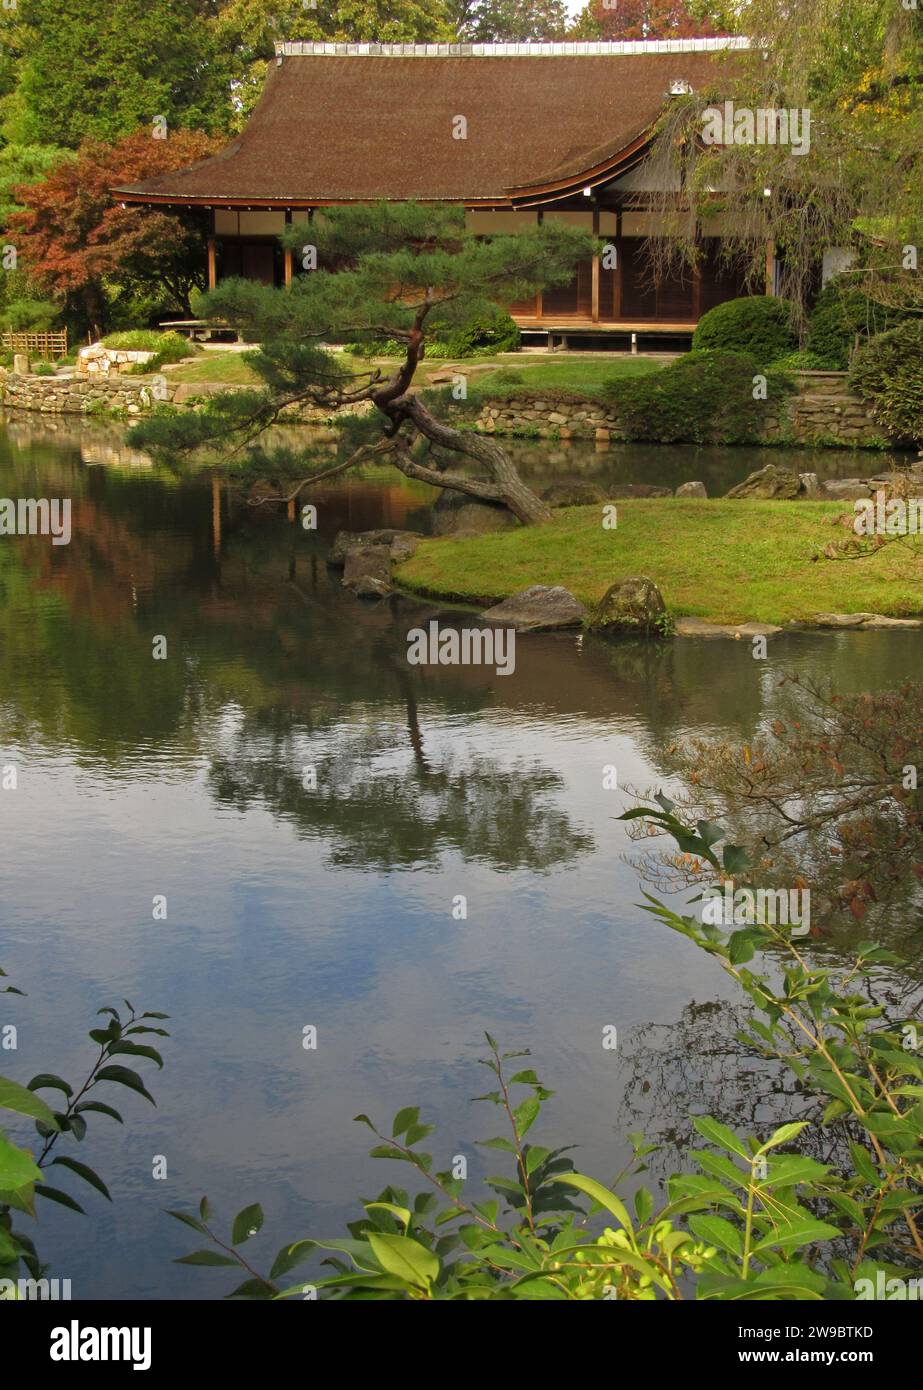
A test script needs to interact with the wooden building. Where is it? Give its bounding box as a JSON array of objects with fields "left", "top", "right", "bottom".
[{"left": 114, "top": 38, "right": 760, "bottom": 342}]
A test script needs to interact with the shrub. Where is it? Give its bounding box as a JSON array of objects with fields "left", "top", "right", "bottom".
[
  {"left": 849, "top": 321, "right": 923, "bottom": 442},
  {"left": 806, "top": 281, "right": 912, "bottom": 370},
  {"left": 602, "top": 349, "right": 792, "bottom": 445},
  {"left": 692, "top": 295, "right": 798, "bottom": 364},
  {"left": 33, "top": 361, "right": 55, "bottom": 376},
  {"left": 0, "top": 296, "right": 60, "bottom": 332},
  {"left": 444, "top": 306, "right": 521, "bottom": 358},
  {"left": 101, "top": 329, "right": 197, "bottom": 371}
]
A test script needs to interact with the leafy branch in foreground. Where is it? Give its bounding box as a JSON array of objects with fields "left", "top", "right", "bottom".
[{"left": 0, "top": 995, "right": 169, "bottom": 1294}]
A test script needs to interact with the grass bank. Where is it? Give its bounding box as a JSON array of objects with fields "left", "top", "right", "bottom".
[{"left": 396, "top": 499, "right": 923, "bottom": 626}]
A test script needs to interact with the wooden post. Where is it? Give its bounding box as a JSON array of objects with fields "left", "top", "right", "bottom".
[
  {"left": 613, "top": 211, "right": 623, "bottom": 320},
  {"left": 535, "top": 209, "right": 543, "bottom": 322},
  {"left": 692, "top": 243, "right": 702, "bottom": 322},
  {"left": 591, "top": 206, "right": 600, "bottom": 323},
  {"left": 207, "top": 237, "right": 217, "bottom": 290},
  {"left": 765, "top": 239, "right": 776, "bottom": 295},
  {"left": 284, "top": 210, "right": 293, "bottom": 288}
]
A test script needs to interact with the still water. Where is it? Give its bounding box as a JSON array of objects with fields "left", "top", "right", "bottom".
[{"left": 0, "top": 417, "right": 919, "bottom": 1299}]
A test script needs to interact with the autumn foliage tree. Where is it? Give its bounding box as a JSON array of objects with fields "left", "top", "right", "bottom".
[
  {"left": 9, "top": 130, "right": 222, "bottom": 338},
  {"left": 574, "top": 0, "right": 724, "bottom": 40}
]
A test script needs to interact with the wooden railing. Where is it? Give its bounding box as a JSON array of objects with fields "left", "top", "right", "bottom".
[{"left": 2, "top": 329, "right": 68, "bottom": 361}]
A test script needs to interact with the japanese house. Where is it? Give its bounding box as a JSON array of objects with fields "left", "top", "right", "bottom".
[{"left": 115, "top": 38, "right": 763, "bottom": 344}]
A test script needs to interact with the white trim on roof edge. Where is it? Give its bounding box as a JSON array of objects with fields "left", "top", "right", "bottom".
[{"left": 273, "top": 39, "right": 751, "bottom": 58}]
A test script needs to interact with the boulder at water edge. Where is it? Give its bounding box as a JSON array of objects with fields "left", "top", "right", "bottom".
[
  {"left": 592, "top": 576, "right": 667, "bottom": 636},
  {"left": 481, "top": 585, "right": 587, "bottom": 632},
  {"left": 342, "top": 545, "right": 392, "bottom": 598}
]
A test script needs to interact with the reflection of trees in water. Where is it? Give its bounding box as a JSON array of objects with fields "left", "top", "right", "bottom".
[
  {"left": 613, "top": 970, "right": 923, "bottom": 1191},
  {"left": 206, "top": 710, "right": 595, "bottom": 872}
]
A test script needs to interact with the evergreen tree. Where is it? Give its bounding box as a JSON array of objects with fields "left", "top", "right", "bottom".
[
  {"left": 133, "top": 203, "right": 596, "bottom": 525},
  {"left": 13, "top": 0, "right": 230, "bottom": 147}
]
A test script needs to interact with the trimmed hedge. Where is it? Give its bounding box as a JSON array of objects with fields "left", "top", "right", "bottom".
[
  {"left": 806, "top": 281, "right": 912, "bottom": 370},
  {"left": 602, "top": 349, "right": 794, "bottom": 444},
  {"left": 692, "top": 296, "right": 798, "bottom": 365},
  {"left": 849, "top": 321, "right": 923, "bottom": 442}
]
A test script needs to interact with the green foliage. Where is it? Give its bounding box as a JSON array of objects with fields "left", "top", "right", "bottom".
[
  {"left": 0, "top": 295, "right": 59, "bottom": 332},
  {"left": 173, "top": 795, "right": 923, "bottom": 1300},
  {"left": 102, "top": 330, "right": 198, "bottom": 371},
  {"left": 444, "top": 305, "right": 521, "bottom": 357},
  {"left": 807, "top": 281, "right": 913, "bottom": 370},
  {"left": 14, "top": 0, "right": 229, "bottom": 146},
  {"left": 692, "top": 296, "right": 798, "bottom": 365},
  {"left": 602, "top": 349, "right": 793, "bottom": 445},
  {"left": 848, "top": 321, "right": 923, "bottom": 442},
  {"left": 0, "top": 987, "right": 169, "bottom": 1292}
]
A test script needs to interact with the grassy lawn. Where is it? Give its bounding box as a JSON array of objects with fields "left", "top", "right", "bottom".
[
  {"left": 167, "top": 348, "right": 664, "bottom": 396},
  {"left": 465, "top": 356, "right": 665, "bottom": 396},
  {"left": 396, "top": 500, "right": 923, "bottom": 626},
  {"left": 166, "top": 351, "right": 261, "bottom": 384}
]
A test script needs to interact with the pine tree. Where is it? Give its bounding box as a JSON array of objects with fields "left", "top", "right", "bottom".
[{"left": 133, "top": 203, "right": 596, "bottom": 525}]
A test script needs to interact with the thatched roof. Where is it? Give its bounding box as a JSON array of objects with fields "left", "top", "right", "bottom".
[{"left": 115, "top": 40, "right": 747, "bottom": 209}]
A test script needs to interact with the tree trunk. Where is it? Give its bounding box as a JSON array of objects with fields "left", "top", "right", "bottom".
[{"left": 379, "top": 391, "right": 553, "bottom": 526}]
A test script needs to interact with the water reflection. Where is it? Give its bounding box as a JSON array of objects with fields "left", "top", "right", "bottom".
[{"left": 0, "top": 420, "right": 919, "bottom": 1300}]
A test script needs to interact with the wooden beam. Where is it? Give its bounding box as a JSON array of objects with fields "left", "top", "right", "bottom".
[
  {"left": 206, "top": 237, "right": 217, "bottom": 290},
  {"left": 535, "top": 208, "right": 543, "bottom": 321},
  {"left": 613, "top": 211, "right": 623, "bottom": 319},
  {"left": 284, "top": 209, "right": 293, "bottom": 288},
  {"left": 591, "top": 206, "right": 600, "bottom": 323}
]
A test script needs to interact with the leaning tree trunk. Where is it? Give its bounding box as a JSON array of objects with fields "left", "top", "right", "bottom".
[{"left": 377, "top": 391, "right": 553, "bottom": 526}]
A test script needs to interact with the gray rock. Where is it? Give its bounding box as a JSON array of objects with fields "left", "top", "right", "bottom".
[
  {"left": 675, "top": 617, "right": 782, "bottom": 638},
  {"left": 481, "top": 585, "right": 587, "bottom": 632},
  {"left": 431, "top": 487, "right": 518, "bottom": 537},
  {"left": 342, "top": 545, "right": 392, "bottom": 597},
  {"left": 819, "top": 478, "right": 874, "bottom": 501},
  {"left": 592, "top": 576, "right": 667, "bottom": 635},
  {"left": 329, "top": 528, "right": 422, "bottom": 567},
  {"left": 813, "top": 612, "right": 922, "bottom": 630},
  {"left": 13, "top": 354, "right": 29, "bottom": 376},
  {"left": 799, "top": 472, "right": 823, "bottom": 497},
  {"left": 675, "top": 481, "right": 708, "bottom": 498},
  {"left": 542, "top": 482, "right": 607, "bottom": 508},
  {"left": 726, "top": 464, "right": 802, "bottom": 500}
]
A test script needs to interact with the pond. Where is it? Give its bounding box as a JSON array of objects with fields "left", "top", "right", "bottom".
[{"left": 0, "top": 416, "right": 919, "bottom": 1299}]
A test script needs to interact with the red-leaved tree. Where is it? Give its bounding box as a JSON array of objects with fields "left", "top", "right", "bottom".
[
  {"left": 9, "top": 130, "right": 222, "bottom": 338},
  {"left": 589, "top": 0, "right": 725, "bottom": 40}
]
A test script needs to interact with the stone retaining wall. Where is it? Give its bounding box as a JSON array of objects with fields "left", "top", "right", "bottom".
[
  {"left": 458, "top": 371, "right": 887, "bottom": 447},
  {"left": 0, "top": 373, "right": 180, "bottom": 415}
]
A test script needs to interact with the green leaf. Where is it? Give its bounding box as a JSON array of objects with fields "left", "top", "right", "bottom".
[
  {"left": 74, "top": 1101, "right": 123, "bottom": 1124},
  {"left": 269, "top": 1240, "right": 316, "bottom": 1280},
  {"left": 513, "top": 1096, "right": 540, "bottom": 1138},
  {"left": 34, "top": 1184, "right": 85, "bottom": 1215},
  {"left": 0, "top": 1132, "right": 42, "bottom": 1191},
  {"left": 166, "top": 1209, "right": 209, "bottom": 1235},
  {"left": 364, "top": 1201, "right": 411, "bottom": 1232},
  {"left": 0, "top": 1076, "right": 59, "bottom": 1129},
  {"left": 366, "top": 1232, "right": 439, "bottom": 1290},
  {"left": 692, "top": 1115, "right": 750, "bottom": 1161},
  {"left": 755, "top": 1122, "right": 809, "bottom": 1156},
  {"left": 27, "top": 1074, "right": 73, "bottom": 1099},
  {"left": 752, "top": 1219, "right": 840, "bottom": 1256},
  {"left": 391, "top": 1107, "right": 419, "bottom": 1138},
  {"left": 199, "top": 1196, "right": 212, "bottom": 1222},
  {"left": 93, "top": 1065, "right": 155, "bottom": 1105},
  {"left": 49, "top": 1156, "right": 111, "bottom": 1201},
  {"left": 231, "top": 1203, "right": 264, "bottom": 1245},
  {"left": 106, "top": 1041, "right": 163, "bottom": 1069},
  {"left": 689, "top": 1213, "right": 743, "bottom": 1257},
  {"left": 175, "top": 1250, "right": 239, "bottom": 1266},
  {"left": 549, "top": 1173, "right": 633, "bottom": 1231}
]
